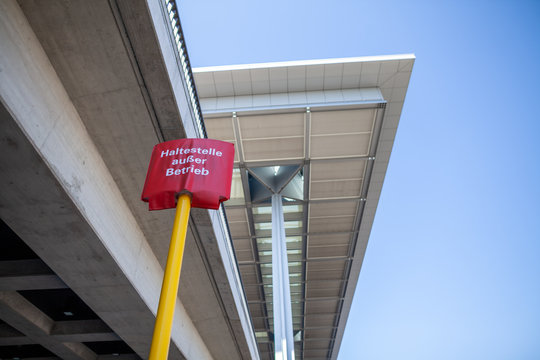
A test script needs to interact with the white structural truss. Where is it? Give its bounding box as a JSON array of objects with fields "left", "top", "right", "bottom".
[{"left": 272, "top": 194, "right": 295, "bottom": 360}]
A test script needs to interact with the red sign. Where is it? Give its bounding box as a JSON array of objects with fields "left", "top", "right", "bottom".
[{"left": 141, "top": 139, "right": 234, "bottom": 210}]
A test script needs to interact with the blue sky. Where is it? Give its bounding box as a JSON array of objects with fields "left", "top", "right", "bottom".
[{"left": 179, "top": 1, "right": 540, "bottom": 359}]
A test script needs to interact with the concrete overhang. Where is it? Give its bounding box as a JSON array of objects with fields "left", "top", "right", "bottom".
[{"left": 1, "top": 0, "right": 256, "bottom": 359}]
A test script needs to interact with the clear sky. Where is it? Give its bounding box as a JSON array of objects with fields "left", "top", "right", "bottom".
[{"left": 178, "top": 1, "right": 540, "bottom": 359}]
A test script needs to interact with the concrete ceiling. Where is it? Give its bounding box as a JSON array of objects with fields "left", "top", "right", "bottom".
[{"left": 1, "top": 0, "right": 255, "bottom": 359}]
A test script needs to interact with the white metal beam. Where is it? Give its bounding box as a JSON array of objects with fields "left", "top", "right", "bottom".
[{"left": 272, "top": 194, "right": 295, "bottom": 360}]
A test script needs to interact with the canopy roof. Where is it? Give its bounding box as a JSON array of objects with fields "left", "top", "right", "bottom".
[{"left": 193, "top": 54, "right": 414, "bottom": 360}]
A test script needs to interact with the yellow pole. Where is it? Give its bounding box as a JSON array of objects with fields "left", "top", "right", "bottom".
[{"left": 149, "top": 193, "right": 191, "bottom": 360}]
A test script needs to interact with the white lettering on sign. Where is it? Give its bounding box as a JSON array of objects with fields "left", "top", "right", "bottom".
[
  {"left": 160, "top": 146, "right": 225, "bottom": 177},
  {"left": 166, "top": 166, "right": 210, "bottom": 176},
  {"left": 160, "top": 147, "right": 223, "bottom": 158},
  {"left": 170, "top": 156, "right": 208, "bottom": 165}
]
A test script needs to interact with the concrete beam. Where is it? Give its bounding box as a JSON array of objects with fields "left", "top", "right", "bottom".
[
  {"left": 113, "top": 0, "right": 186, "bottom": 141},
  {"left": 51, "top": 320, "right": 120, "bottom": 343},
  {"left": 0, "top": 291, "right": 96, "bottom": 360},
  {"left": 0, "top": 260, "right": 67, "bottom": 291},
  {"left": 0, "top": 319, "right": 120, "bottom": 346},
  {"left": 0, "top": 322, "right": 34, "bottom": 345},
  {"left": 0, "top": 274, "right": 64, "bottom": 291},
  {"left": 0, "top": 335, "right": 35, "bottom": 346}
]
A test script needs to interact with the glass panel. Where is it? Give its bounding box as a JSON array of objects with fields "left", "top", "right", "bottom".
[
  {"left": 258, "top": 255, "right": 272, "bottom": 264},
  {"left": 289, "top": 264, "right": 303, "bottom": 275},
  {"left": 285, "top": 228, "right": 302, "bottom": 236},
  {"left": 252, "top": 206, "right": 272, "bottom": 215},
  {"left": 255, "top": 331, "right": 269, "bottom": 342},
  {"left": 287, "top": 254, "right": 302, "bottom": 262},
  {"left": 285, "top": 221, "right": 302, "bottom": 228},
  {"left": 260, "top": 266, "right": 272, "bottom": 276},
  {"left": 283, "top": 204, "right": 303, "bottom": 213},
  {"left": 286, "top": 236, "right": 303, "bottom": 251},
  {"left": 287, "top": 236, "right": 302, "bottom": 243},
  {"left": 255, "top": 229, "right": 271, "bottom": 237},
  {"left": 256, "top": 237, "right": 272, "bottom": 251},
  {"left": 254, "top": 221, "right": 302, "bottom": 230},
  {"left": 254, "top": 222, "right": 272, "bottom": 230}
]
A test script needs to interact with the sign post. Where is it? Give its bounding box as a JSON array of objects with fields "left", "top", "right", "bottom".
[
  {"left": 141, "top": 138, "right": 234, "bottom": 360},
  {"left": 148, "top": 193, "right": 191, "bottom": 360}
]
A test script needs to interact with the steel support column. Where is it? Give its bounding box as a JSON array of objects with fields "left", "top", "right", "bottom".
[{"left": 272, "top": 194, "right": 295, "bottom": 360}]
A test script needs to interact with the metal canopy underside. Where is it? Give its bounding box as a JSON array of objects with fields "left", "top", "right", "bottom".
[{"left": 193, "top": 55, "right": 414, "bottom": 360}]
